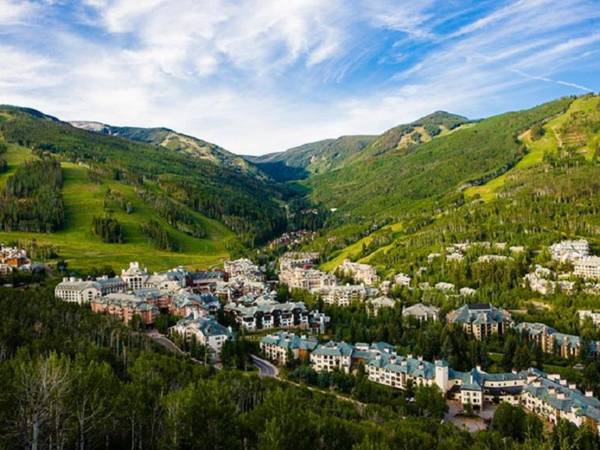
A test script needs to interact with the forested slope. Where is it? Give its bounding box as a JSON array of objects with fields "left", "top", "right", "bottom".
[
  {"left": 0, "top": 106, "right": 297, "bottom": 270},
  {"left": 306, "top": 97, "right": 572, "bottom": 221},
  {"left": 313, "top": 95, "right": 600, "bottom": 273}
]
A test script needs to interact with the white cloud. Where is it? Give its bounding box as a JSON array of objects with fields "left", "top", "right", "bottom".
[
  {"left": 0, "top": 0, "right": 598, "bottom": 155},
  {"left": 0, "top": 0, "right": 38, "bottom": 25}
]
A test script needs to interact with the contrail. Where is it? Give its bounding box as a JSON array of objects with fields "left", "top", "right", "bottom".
[{"left": 511, "top": 68, "right": 593, "bottom": 93}]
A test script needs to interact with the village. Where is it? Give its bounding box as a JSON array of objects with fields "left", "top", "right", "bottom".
[{"left": 47, "top": 237, "right": 600, "bottom": 434}]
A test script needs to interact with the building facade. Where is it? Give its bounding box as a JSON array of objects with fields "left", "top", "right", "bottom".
[{"left": 446, "top": 303, "right": 513, "bottom": 340}]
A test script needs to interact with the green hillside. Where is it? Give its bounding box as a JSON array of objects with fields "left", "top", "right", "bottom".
[
  {"left": 352, "top": 111, "right": 468, "bottom": 161},
  {"left": 246, "top": 111, "right": 467, "bottom": 182},
  {"left": 0, "top": 146, "right": 234, "bottom": 271},
  {"left": 0, "top": 106, "right": 296, "bottom": 271},
  {"left": 306, "top": 97, "right": 573, "bottom": 221},
  {"left": 466, "top": 95, "right": 600, "bottom": 201},
  {"left": 247, "top": 135, "right": 376, "bottom": 181},
  {"left": 312, "top": 95, "right": 600, "bottom": 273}
]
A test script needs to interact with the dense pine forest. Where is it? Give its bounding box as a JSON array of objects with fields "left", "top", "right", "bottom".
[{"left": 0, "top": 159, "right": 64, "bottom": 233}]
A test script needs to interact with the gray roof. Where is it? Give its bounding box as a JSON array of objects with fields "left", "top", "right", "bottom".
[
  {"left": 368, "top": 353, "right": 436, "bottom": 380},
  {"left": 261, "top": 331, "right": 318, "bottom": 351},
  {"left": 313, "top": 341, "right": 354, "bottom": 357},
  {"left": 176, "top": 316, "right": 232, "bottom": 338},
  {"left": 524, "top": 375, "right": 600, "bottom": 421},
  {"left": 447, "top": 303, "right": 510, "bottom": 325}
]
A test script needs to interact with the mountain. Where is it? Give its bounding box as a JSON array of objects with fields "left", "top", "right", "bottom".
[
  {"left": 0, "top": 106, "right": 294, "bottom": 270},
  {"left": 305, "top": 99, "right": 571, "bottom": 220},
  {"left": 245, "top": 111, "right": 468, "bottom": 182},
  {"left": 246, "top": 135, "right": 376, "bottom": 181},
  {"left": 69, "top": 121, "right": 256, "bottom": 173},
  {"left": 354, "top": 111, "right": 469, "bottom": 160},
  {"left": 309, "top": 94, "right": 600, "bottom": 273}
]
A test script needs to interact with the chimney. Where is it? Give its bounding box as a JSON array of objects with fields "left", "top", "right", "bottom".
[
  {"left": 418, "top": 355, "right": 423, "bottom": 361},
  {"left": 408, "top": 354, "right": 413, "bottom": 359},
  {"left": 557, "top": 393, "right": 566, "bottom": 400},
  {"left": 560, "top": 379, "right": 568, "bottom": 386},
  {"left": 586, "top": 391, "right": 594, "bottom": 398},
  {"left": 476, "top": 365, "right": 482, "bottom": 372},
  {"left": 569, "top": 383, "right": 576, "bottom": 390}
]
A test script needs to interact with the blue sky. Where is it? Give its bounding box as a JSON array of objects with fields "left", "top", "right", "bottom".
[{"left": 1, "top": 0, "right": 599, "bottom": 155}]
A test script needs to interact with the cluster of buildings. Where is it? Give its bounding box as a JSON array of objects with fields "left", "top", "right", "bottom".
[
  {"left": 337, "top": 259, "right": 380, "bottom": 286},
  {"left": 525, "top": 240, "right": 600, "bottom": 296},
  {"left": 550, "top": 239, "right": 600, "bottom": 280},
  {"left": 56, "top": 258, "right": 332, "bottom": 350},
  {"left": 0, "top": 244, "right": 38, "bottom": 275},
  {"left": 278, "top": 253, "right": 383, "bottom": 307},
  {"left": 266, "top": 230, "right": 316, "bottom": 250},
  {"left": 550, "top": 239, "right": 590, "bottom": 263},
  {"left": 436, "top": 241, "right": 524, "bottom": 265},
  {"left": 260, "top": 331, "right": 600, "bottom": 433}
]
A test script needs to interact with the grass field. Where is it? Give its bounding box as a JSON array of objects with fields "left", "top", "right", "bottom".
[
  {"left": 0, "top": 158, "right": 235, "bottom": 272},
  {"left": 0, "top": 144, "right": 38, "bottom": 186},
  {"left": 321, "top": 222, "right": 403, "bottom": 272},
  {"left": 465, "top": 96, "right": 599, "bottom": 201}
]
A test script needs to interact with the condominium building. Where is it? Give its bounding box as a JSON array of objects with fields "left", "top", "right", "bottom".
[
  {"left": 522, "top": 374, "right": 600, "bottom": 432},
  {"left": 279, "top": 252, "right": 320, "bottom": 272},
  {"left": 224, "top": 301, "right": 309, "bottom": 331},
  {"left": 338, "top": 259, "right": 380, "bottom": 286},
  {"left": 323, "top": 284, "right": 372, "bottom": 306},
  {"left": 402, "top": 303, "right": 440, "bottom": 322},
  {"left": 90, "top": 292, "right": 159, "bottom": 325},
  {"left": 515, "top": 322, "right": 599, "bottom": 358},
  {"left": 169, "top": 316, "right": 232, "bottom": 354},
  {"left": 260, "top": 331, "right": 318, "bottom": 365},
  {"left": 223, "top": 258, "right": 264, "bottom": 282},
  {"left": 188, "top": 270, "right": 226, "bottom": 293},
  {"left": 550, "top": 240, "right": 589, "bottom": 263},
  {"left": 279, "top": 267, "right": 337, "bottom": 292},
  {"left": 121, "top": 262, "right": 149, "bottom": 291},
  {"left": 266, "top": 334, "right": 600, "bottom": 433},
  {"left": 446, "top": 303, "right": 512, "bottom": 340},
  {"left": 55, "top": 278, "right": 102, "bottom": 304},
  {"left": 310, "top": 341, "right": 355, "bottom": 373},
  {"left": 55, "top": 275, "right": 127, "bottom": 304},
  {"left": 574, "top": 256, "right": 600, "bottom": 280}
]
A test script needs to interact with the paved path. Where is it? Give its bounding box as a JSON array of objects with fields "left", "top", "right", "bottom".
[
  {"left": 251, "top": 354, "right": 279, "bottom": 378},
  {"left": 146, "top": 331, "right": 185, "bottom": 355}
]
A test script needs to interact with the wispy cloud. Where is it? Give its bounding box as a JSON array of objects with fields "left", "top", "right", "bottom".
[{"left": 0, "top": 0, "right": 598, "bottom": 154}]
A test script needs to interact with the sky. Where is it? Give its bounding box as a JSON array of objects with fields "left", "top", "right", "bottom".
[{"left": 1, "top": 0, "right": 599, "bottom": 155}]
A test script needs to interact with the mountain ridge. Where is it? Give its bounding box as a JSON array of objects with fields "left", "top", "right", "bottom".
[
  {"left": 245, "top": 111, "right": 469, "bottom": 181},
  {"left": 69, "top": 120, "right": 257, "bottom": 174}
]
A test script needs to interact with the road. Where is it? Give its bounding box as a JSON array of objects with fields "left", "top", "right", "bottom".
[
  {"left": 251, "top": 354, "right": 279, "bottom": 378},
  {"left": 146, "top": 331, "right": 185, "bottom": 355}
]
